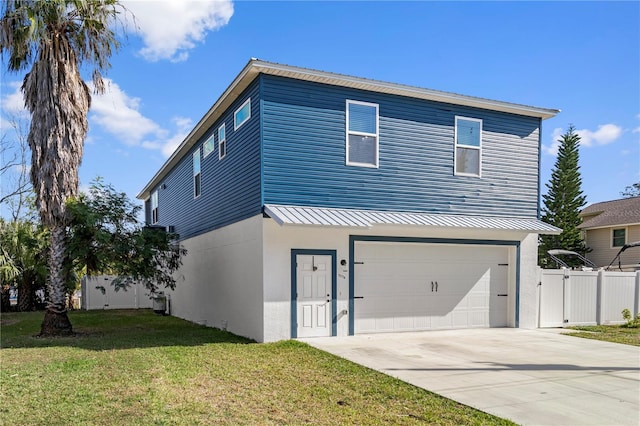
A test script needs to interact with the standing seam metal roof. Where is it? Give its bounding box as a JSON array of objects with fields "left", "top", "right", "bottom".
[{"left": 264, "top": 204, "right": 562, "bottom": 234}]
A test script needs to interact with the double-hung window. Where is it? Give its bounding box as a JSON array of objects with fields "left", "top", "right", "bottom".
[
  {"left": 193, "top": 148, "right": 201, "bottom": 198},
  {"left": 612, "top": 228, "right": 626, "bottom": 247},
  {"left": 346, "top": 100, "right": 379, "bottom": 168},
  {"left": 218, "top": 123, "right": 226, "bottom": 159},
  {"left": 234, "top": 98, "right": 251, "bottom": 130},
  {"left": 151, "top": 190, "right": 158, "bottom": 224},
  {"left": 455, "top": 116, "right": 482, "bottom": 177}
]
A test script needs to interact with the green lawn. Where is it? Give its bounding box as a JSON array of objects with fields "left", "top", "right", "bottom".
[
  {"left": 565, "top": 324, "right": 640, "bottom": 346},
  {"left": 1, "top": 310, "right": 512, "bottom": 425}
]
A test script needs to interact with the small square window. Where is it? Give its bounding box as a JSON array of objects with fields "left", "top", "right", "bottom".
[
  {"left": 193, "top": 149, "right": 201, "bottom": 198},
  {"left": 346, "top": 100, "right": 379, "bottom": 168},
  {"left": 612, "top": 228, "right": 626, "bottom": 247},
  {"left": 234, "top": 98, "right": 251, "bottom": 130},
  {"left": 455, "top": 116, "right": 482, "bottom": 177},
  {"left": 218, "top": 123, "right": 226, "bottom": 160},
  {"left": 203, "top": 134, "right": 215, "bottom": 158}
]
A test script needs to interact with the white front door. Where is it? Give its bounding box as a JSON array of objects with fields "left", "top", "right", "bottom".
[{"left": 296, "top": 255, "right": 332, "bottom": 338}]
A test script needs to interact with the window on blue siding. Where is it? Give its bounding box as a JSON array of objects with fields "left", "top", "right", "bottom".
[
  {"left": 218, "top": 123, "right": 226, "bottom": 160},
  {"left": 151, "top": 190, "right": 158, "bottom": 224},
  {"left": 234, "top": 98, "right": 251, "bottom": 130},
  {"left": 612, "top": 228, "right": 626, "bottom": 247},
  {"left": 203, "top": 133, "right": 215, "bottom": 158},
  {"left": 455, "top": 116, "right": 482, "bottom": 177},
  {"left": 193, "top": 149, "right": 201, "bottom": 198},
  {"left": 346, "top": 100, "right": 379, "bottom": 167}
]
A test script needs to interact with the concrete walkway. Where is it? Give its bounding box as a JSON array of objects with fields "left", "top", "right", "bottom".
[{"left": 301, "top": 329, "right": 640, "bottom": 425}]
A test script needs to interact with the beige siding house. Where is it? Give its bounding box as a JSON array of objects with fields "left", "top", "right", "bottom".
[{"left": 579, "top": 197, "right": 640, "bottom": 270}]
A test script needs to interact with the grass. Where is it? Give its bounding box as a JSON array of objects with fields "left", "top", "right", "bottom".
[
  {"left": 0, "top": 310, "right": 513, "bottom": 425},
  {"left": 565, "top": 324, "right": 640, "bottom": 346}
]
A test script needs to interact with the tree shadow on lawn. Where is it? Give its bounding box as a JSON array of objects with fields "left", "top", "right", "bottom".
[{"left": 0, "top": 309, "right": 255, "bottom": 351}]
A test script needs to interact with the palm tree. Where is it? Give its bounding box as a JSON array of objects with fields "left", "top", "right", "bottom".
[
  {"left": 0, "top": 0, "right": 124, "bottom": 335},
  {"left": 0, "top": 219, "right": 49, "bottom": 311}
]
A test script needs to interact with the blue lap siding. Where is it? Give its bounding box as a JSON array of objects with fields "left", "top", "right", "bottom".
[
  {"left": 149, "top": 79, "right": 262, "bottom": 240},
  {"left": 261, "top": 75, "right": 541, "bottom": 219}
]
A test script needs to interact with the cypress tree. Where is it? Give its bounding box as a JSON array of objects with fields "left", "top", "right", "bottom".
[{"left": 539, "top": 125, "right": 588, "bottom": 267}]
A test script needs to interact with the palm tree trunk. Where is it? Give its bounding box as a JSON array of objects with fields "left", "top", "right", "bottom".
[
  {"left": 39, "top": 224, "right": 72, "bottom": 336},
  {"left": 17, "top": 272, "right": 33, "bottom": 312},
  {"left": 0, "top": 285, "right": 10, "bottom": 312}
]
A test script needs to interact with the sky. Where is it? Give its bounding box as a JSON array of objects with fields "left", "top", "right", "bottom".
[{"left": 1, "top": 0, "right": 639, "bottom": 220}]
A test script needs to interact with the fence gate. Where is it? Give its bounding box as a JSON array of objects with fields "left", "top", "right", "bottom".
[{"left": 538, "top": 269, "right": 639, "bottom": 327}]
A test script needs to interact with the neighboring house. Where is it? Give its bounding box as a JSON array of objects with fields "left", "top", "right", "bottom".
[
  {"left": 579, "top": 197, "right": 640, "bottom": 270},
  {"left": 137, "top": 59, "right": 560, "bottom": 342}
]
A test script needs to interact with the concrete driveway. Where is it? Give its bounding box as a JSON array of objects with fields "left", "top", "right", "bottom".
[{"left": 301, "top": 329, "right": 640, "bottom": 425}]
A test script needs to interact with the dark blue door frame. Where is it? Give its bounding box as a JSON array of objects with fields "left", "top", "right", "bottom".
[
  {"left": 348, "top": 235, "right": 521, "bottom": 335},
  {"left": 290, "top": 249, "right": 338, "bottom": 338}
]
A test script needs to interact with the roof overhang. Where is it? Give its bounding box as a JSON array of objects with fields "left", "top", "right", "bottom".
[
  {"left": 264, "top": 204, "right": 562, "bottom": 234},
  {"left": 137, "top": 58, "right": 560, "bottom": 200},
  {"left": 579, "top": 222, "right": 640, "bottom": 231}
]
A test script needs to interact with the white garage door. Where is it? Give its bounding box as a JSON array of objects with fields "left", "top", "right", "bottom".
[{"left": 354, "top": 241, "right": 509, "bottom": 334}]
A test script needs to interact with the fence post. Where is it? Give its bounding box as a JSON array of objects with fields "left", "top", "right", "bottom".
[
  {"left": 635, "top": 271, "right": 640, "bottom": 318},
  {"left": 536, "top": 267, "right": 542, "bottom": 328},
  {"left": 596, "top": 269, "right": 605, "bottom": 325},
  {"left": 563, "top": 268, "right": 570, "bottom": 325}
]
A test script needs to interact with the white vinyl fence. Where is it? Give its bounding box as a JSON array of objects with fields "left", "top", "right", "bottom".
[
  {"left": 81, "top": 275, "right": 153, "bottom": 310},
  {"left": 538, "top": 269, "right": 640, "bottom": 327}
]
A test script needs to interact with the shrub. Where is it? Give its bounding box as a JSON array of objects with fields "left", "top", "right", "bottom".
[{"left": 621, "top": 309, "right": 640, "bottom": 328}]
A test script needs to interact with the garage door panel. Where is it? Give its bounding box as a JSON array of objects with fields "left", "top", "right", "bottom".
[
  {"left": 356, "top": 277, "right": 428, "bottom": 296},
  {"left": 354, "top": 242, "right": 509, "bottom": 334}
]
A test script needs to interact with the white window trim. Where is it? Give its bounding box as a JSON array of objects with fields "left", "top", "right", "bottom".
[
  {"left": 218, "top": 123, "right": 226, "bottom": 160},
  {"left": 454, "top": 116, "right": 483, "bottom": 178},
  {"left": 151, "top": 190, "right": 158, "bottom": 224},
  {"left": 611, "top": 227, "right": 627, "bottom": 248},
  {"left": 234, "top": 98, "right": 251, "bottom": 130},
  {"left": 203, "top": 133, "right": 215, "bottom": 158},
  {"left": 346, "top": 99, "right": 379, "bottom": 168},
  {"left": 193, "top": 149, "right": 201, "bottom": 199}
]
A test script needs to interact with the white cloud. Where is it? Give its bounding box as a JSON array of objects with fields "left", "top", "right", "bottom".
[
  {"left": 89, "top": 79, "right": 164, "bottom": 145},
  {"left": 575, "top": 124, "right": 622, "bottom": 147},
  {"left": 543, "top": 124, "right": 624, "bottom": 156},
  {"left": 122, "top": 0, "right": 234, "bottom": 62},
  {"left": 89, "top": 79, "right": 190, "bottom": 157},
  {"left": 0, "top": 78, "right": 185, "bottom": 158},
  {"left": 0, "top": 81, "right": 28, "bottom": 117},
  {"left": 542, "top": 127, "right": 564, "bottom": 156}
]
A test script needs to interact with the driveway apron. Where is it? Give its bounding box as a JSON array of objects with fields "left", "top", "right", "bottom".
[{"left": 301, "top": 329, "right": 640, "bottom": 425}]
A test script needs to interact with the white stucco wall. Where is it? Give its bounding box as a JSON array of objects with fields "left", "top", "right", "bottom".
[
  {"left": 518, "top": 233, "right": 540, "bottom": 329},
  {"left": 263, "top": 216, "right": 540, "bottom": 341},
  {"left": 166, "top": 215, "right": 264, "bottom": 342},
  {"left": 165, "top": 213, "right": 541, "bottom": 342},
  {"left": 262, "top": 221, "right": 352, "bottom": 342}
]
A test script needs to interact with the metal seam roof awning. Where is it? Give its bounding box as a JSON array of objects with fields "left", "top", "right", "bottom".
[{"left": 264, "top": 204, "right": 562, "bottom": 234}]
